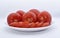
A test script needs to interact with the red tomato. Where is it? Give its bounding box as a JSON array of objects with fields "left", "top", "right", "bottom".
[
  {"left": 29, "top": 22, "right": 36, "bottom": 28},
  {"left": 38, "top": 11, "right": 51, "bottom": 24},
  {"left": 35, "top": 22, "right": 43, "bottom": 27},
  {"left": 22, "top": 11, "right": 36, "bottom": 22},
  {"left": 29, "top": 9, "right": 40, "bottom": 16},
  {"left": 7, "top": 13, "right": 22, "bottom": 25},
  {"left": 29, "top": 9, "right": 40, "bottom": 22},
  {"left": 16, "top": 10, "right": 25, "bottom": 21},
  {"left": 41, "top": 22, "right": 49, "bottom": 27},
  {"left": 7, "top": 10, "right": 52, "bottom": 28},
  {"left": 16, "top": 10, "right": 25, "bottom": 16},
  {"left": 19, "top": 22, "right": 29, "bottom": 28},
  {"left": 10, "top": 22, "right": 21, "bottom": 27},
  {"left": 10, "top": 22, "right": 29, "bottom": 28}
]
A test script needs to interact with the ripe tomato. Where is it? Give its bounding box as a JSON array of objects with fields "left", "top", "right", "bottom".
[
  {"left": 7, "top": 10, "right": 52, "bottom": 28},
  {"left": 19, "top": 22, "right": 29, "bottom": 28},
  {"left": 41, "top": 22, "right": 49, "bottom": 27},
  {"left": 7, "top": 13, "right": 22, "bottom": 25},
  {"left": 29, "top": 22, "right": 36, "bottom": 28},
  {"left": 16, "top": 10, "right": 25, "bottom": 16},
  {"left": 29, "top": 9, "right": 40, "bottom": 22},
  {"left": 35, "top": 22, "right": 43, "bottom": 27},
  {"left": 29, "top": 9, "right": 40, "bottom": 16},
  {"left": 22, "top": 11, "right": 36, "bottom": 22},
  {"left": 10, "top": 22, "right": 29, "bottom": 28},
  {"left": 38, "top": 11, "right": 51, "bottom": 24},
  {"left": 10, "top": 22, "right": 21, "bottom": 27},
  {"left": 16, "top": 10, "right": 25, "bottom": 21}
]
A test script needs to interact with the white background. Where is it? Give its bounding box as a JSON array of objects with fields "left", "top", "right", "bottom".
[{"left": 0, "top": 0, "right": 60, "bottom": 38}]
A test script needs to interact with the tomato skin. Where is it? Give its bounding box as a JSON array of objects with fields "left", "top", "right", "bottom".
[
  {"left": 22, "top": 11, "right": 37, "bottom": 22},
  {"left": 35, "top": 22, "right": 43, "bottom": 27},
  {"left": 38, "top": 11, "right": 51, "bottom": 24},
  {"left": 29, "top": 9, "right": 40, "bottom": 22},
  {"left": 35, "top": 22, "right": 49, "bottom": 27},
  {"left": 41, "top": 11, "right": 51, "bottom": 23},
  {"left": 16, "top": 10, "right": 25, "bottom": 16},
  {"left": 38, "top": 13, "right": 44, "bottom": 22},
  {"left": 29, "top": 22, "right": 36, "bottom": 28},
  {"left": 41, "top": 22, "right": 49, "bottom": 27},
  {"left": 7, "top": 13, "right": 22, "bottom": 25},
  {"left": 10, "top": 22, "right": 21, "bottom": 27},
  {"left": 10, "top": 22, "right": 29, "bottom": 28},
  {"left": 19, "top": 22, "right": 29, "bottom": 28},
  {"left": 29, "top": 9, "right": 40, "bottom": 16},
  {"left": 16, "top": 10, "right": 25, "bottom": 21}
]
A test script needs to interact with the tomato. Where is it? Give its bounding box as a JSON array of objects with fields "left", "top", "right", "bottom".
[
  {"left": 29, "top": 22, "right": 43, "bottom": 28},
  {"left": 22, "top": 11, "right": 36, "bottom": 22},
  {"left": 7, "top": 10, "right": 52, "bottom": 28},
  {"left": 29, "top": 9, "right": 40, "bottom": 16},
  {"left": 16, "top": 10, "right": 25, "bottom": 16},
  {"left": 7, "top": 13, "right": 22, "bottom": 25},
  {"left": 10, "top": 22, "right": 21, "bottom": 27},
  {"left": 38, "top": 11, "right": 51, "bottom": 24},
  {"left": 29, "top": 22, "right": 36, "bottom": 28},
  {"left": 19, "top": 22, "right": 29, "bottom": 28},
  {"left": 16, "top": 10, "right": 25, "bottom": 21},
  {"left": 41, "top": 22, "right": 49, "bottom": 27},
  {"left": 10, "top": 22, "right": 29, "bottom": 28},
  {"left": 35, "top": 22, "right": 43, "bottom": 27},
  {"left": 29, "top": 9, "right": 40, "bottom": 22}
]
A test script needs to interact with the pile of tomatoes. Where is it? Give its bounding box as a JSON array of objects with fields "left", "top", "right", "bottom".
[{"left": 7, "top": 9, "right": 52, "bottom": 28}]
